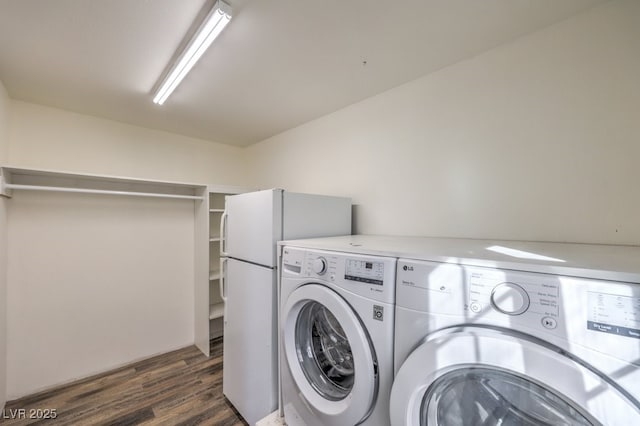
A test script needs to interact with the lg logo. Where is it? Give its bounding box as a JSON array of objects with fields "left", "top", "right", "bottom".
[{"left": 402, "top": 265, "right": 414, "bottom": 271}]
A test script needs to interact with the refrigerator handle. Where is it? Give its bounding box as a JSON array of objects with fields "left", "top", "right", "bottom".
[
  {"left": 219, "top": 210, "right": 229, "bottom": 256},
  {"left": 219, "top": 257, "right": 228, "bottom": 302}
]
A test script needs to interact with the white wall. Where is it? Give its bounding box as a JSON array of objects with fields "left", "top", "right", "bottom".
[
  {"left": 7, "top": 191, "right": 196, "bottom": 398},
  {"left": 7, "top": 101, "right": 248, "bottom": 186},
  {"left": 3, "top": 102, "right": 249, "bottom": 398},
  {"left": 0, "top": 78, "right": 9, "bottom": 409},
  {"left": 246, "top": 0, "right": 640, "bottom": 246}
]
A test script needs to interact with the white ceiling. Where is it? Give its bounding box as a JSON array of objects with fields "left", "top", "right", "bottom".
[{"left": 0, "top": 0, "right": 605, "bottom": 147}]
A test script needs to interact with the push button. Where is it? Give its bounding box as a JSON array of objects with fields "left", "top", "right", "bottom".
[
  {"left": 542, "top": 316, "right": 557, "bottom": 329},
  {"left": 469, "top": 302, "right": 482, "bottom": 313}
]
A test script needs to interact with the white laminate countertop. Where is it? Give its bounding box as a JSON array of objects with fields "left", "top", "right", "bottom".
[{"left": 279, "top": 235, "right": 640, "bottom": 284}]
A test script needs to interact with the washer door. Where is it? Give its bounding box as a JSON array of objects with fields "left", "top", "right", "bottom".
[
  {"left": 283, "top": 283, "right": 378, "bottom": 425},
  {"left": 390, "top": 326, "right": 640, "bottom": 426}
]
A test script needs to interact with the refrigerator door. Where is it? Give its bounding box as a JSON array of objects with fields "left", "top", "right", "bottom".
[
  {"left": 225, "top": 189, "right": 282, "bottom": 267},
  {"left": 223, "top": 258, "right": 278, "bottom": 425}
]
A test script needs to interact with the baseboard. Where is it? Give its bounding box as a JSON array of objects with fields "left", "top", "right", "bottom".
[{"left": 6, "top": 342, "right": 195, "bottom": 401}]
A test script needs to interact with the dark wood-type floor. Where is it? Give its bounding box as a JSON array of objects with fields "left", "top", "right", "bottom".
[{"left": 2, "top": 338, "right": 248, "bottom": 425}]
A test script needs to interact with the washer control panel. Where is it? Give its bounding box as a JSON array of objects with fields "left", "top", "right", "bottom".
[{"left": 281, "top": 246, "right": 397, "bottom": 304}]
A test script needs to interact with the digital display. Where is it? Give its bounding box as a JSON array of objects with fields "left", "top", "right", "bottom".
[
  {"left": 588, "top": 292, "right": 640, "bottom": 339},
  {"left": 345, "top": 259, "right": 384, "bottom": 285}
]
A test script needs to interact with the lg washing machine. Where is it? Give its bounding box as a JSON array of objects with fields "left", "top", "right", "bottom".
[
  {"left": 391, "top": 258, "right": 640, "bottom": 425},
  {"left": 279, "top": 245, "right": 397, "bottom": 426}
]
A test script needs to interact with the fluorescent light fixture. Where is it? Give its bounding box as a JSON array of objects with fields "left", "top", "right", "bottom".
[
  {"left": 153, "top": 0, "right": 232, "bottom": 105},
  {"left": 486, "top": 245, "right": 566, "bottom": 263}
]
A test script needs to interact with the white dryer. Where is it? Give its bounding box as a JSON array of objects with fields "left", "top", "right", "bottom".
[
  {"left": 391, "top": 258, "right": 640, "bottom": 425},
  {"left": 280, "top": 245, "right": 397, "bottom": 426}
]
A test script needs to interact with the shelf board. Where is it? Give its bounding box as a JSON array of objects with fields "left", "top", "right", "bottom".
[
  {"left": 209, "top": 302, "right": 225, "bottom": 320},
  {"left": 209, "top": 209, "right": 225, "bottom": 213},
  {"left": 209, "top": 270, "right": 221, "bottom": 280},
  {"left": 209, "top": 237, "right": 221, "bottom": 242},
  {"left": 1, "top": 166, "right": 206, "bottom": 200}
]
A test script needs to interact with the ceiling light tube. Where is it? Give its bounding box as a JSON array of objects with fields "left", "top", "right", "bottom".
[{"left": 153, "top": 0, "right": 232, "bottom": 105}]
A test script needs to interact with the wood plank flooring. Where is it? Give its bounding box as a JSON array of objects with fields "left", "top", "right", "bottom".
[{"left": 2, "top": 338, "right": 248, "bottom": 425}]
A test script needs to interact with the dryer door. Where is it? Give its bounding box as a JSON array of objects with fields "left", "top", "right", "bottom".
[
  {"left": 390, "top": 326, "right": 640, "bottom": 426},
  {"left": 282, "top": 283, "right": 378, "bottom": 425}
]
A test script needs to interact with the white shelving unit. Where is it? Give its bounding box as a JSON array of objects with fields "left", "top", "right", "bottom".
[
  {"left": 194, "top": 184, "right": 247, "bottom": 356},
  {"left": 209, "top": 302, "right": 225, "bottom": 320}
]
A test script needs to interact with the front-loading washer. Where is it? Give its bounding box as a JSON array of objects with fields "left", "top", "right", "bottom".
[
  {"left": 279, "top": 245, "right": 397, "bottom": 426},
  {"left": 390, "top": 258, "right": 640, "bottom": 425}
]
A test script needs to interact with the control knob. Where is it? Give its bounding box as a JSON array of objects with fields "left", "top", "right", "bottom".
[
  {"left": 490, "top": 282, "right": 530, "bottom": 315},
  {"left": 312, "top": 257, "right": 327, "bottom": 275}
]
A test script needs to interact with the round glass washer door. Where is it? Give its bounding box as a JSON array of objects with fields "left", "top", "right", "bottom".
[
  {"left": 421, "top": 366, "right": 595, "bottom": 426},
  {"left": 283, "top": 283, "right": 378, "bottom": 425},
  {"left": 390, "top": 326, "right": 640, "bottom": 426}
]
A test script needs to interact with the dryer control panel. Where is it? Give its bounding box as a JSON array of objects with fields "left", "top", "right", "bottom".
[
  {"left": 396, "top": 258, "right": 640, "bottom": 364},
  {"left": 466, "top": 267, "right": 559, "bottom": 322},
  {"left": 281, "top": 246, "right": 397, "bottom": 304},
  {"left": 396, "top": 259, "right": 562, "bottom": 334}
]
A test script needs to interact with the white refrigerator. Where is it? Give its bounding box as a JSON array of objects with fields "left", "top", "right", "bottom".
[{"left": 220, "top": 189, "right": 351, "bottom": 425}]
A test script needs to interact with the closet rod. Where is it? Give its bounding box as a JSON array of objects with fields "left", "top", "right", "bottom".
[{"left": 4, "top": 184, "right": 204, "bottom": 200}]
